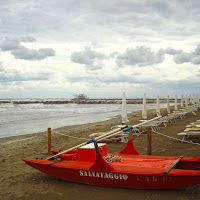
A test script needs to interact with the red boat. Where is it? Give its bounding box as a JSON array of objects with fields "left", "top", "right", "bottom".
[{"left": 23, "top": 139, "right": 200, "bottom": 189}]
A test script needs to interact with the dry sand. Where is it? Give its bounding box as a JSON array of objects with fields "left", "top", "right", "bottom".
[{"left": 0, "top": 107, "right": 200, "bottom": 200}]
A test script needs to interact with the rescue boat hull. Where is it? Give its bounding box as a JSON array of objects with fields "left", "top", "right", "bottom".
[
  {"left": 23, "top": 158, "right": 200, "bottom": 189},
  {"left": 23, "top": 142, "right": 200, "bottom": 189}
]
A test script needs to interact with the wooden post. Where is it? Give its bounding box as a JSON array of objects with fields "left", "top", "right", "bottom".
[
  {"left": 147, "top": 127, "right": 152, "bottom": 155},
  {"left": 48, "top": 128, "right": 51, "bottom": 155}
]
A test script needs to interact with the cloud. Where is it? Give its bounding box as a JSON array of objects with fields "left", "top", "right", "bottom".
[
  {"left": 0, "top": 69, "right": 50, "bottom": 83},
  {"left": 96, "top": 73, "right": 136, "bottom": 83},
  {"left": 0, "top": 61, "right": 4, "bottom": 71},
  {"left": 173, "top": 44, "right": 200, "bottom": 64},
  {"left": 109, "top": 51, "right": 119, "bottom": 58},
  {"left": 0, "top": 61, "right": 50, "bottom": 83},
  {"left": 114, "top": 44, "right": 200, "bottom": 67},
  {"left": 0, "top": 37, "right": 55, "bottom": 61},
  {"left": 19, "top": 36, "right": 36, "bottom": 42},
  {"left": 67, "top": 73, "right": 132, "bottom": 84},
  {"left": 66, "top": 70, "right": 146, "bottom": 85},
  {"left": 164, "top": 47, "right": 183, "bottom": 55},
  {"left": 11, "top": 46, "right": 55, "bottom": 61},
  {"left": 116, "top": 46, "right": 165, "bottom": 67},
  {"left": 0, "top": 38, "right": 21, "bottom": 51},
  {"left": 1, "top": 1, "right": 200, "bottom": 98},
  {"left": 70, "top": 46, "right": 107, "bottom": 70}
]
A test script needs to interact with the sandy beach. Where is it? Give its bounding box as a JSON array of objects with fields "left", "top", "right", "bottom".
[{"left": 1, "top": 107, "right": 200, "bottom": 200}]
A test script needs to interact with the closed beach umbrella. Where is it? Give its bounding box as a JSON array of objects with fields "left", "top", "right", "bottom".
[
  {"left": 121, "top": 91, "right": 129, "bottom": 124},
  {"left": 195, "top": 95, "right": 197, "bottom": 104},
  {"left": 142, "top": 93, "right": 147, "bottom": 119},
  {"left": 181, "top": 94, "right": 184, "bottom": 108},
  {"left": 174, "top": 95, "right": 178, "bottom": 111},
  {"left": 167, "top": 95, "right": 170, "bottom": 114},
  {"left": 156, "top": 95, "right": 161, "bottom": 117},
  {"left": 193, "top": 95, "right": 196, "bottom": 104},
  {"left": 185, "top": 95, "right": 188, "bottom": 107},
  {"left": 192, "top": 95, "right": 195, "bottom": 104}
]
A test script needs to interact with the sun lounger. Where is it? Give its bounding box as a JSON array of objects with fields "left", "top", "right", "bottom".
[
  {"left": 89, "top": 125, "right": 129, "bottom": 143},
  {"left": 140, "top": 122, "right": 160, "bottom": 132},
  {"left": 178, "top": 132, "right": 200, "bottom": 142},
  {"left": 89, "top": 132, "right": 129, "bottom": 143},
  {"left": 162, "top": 115, "right": 178, "bottom": 123},
  {"left": 172, "top": 112, "right": 186, "bottom": 119},
  {"left": 184, "top": 127, "right": 200, "bottom": 132},
  {"left": 152, "top": 120, "right": 168, "bottom": 127},
  {"left": 190, "top": 121, "right": 200, "bottom": 124},
  {"left": 186, "top": 124, "right": 200, "bottom": 128},
  {"left": 175, "top": 106, "right": 198, "bottom": 117}
]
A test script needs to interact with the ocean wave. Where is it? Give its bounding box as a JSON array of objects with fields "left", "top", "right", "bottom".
[{"left": 0, "top": 103, "right": 167, "bottom": 138}]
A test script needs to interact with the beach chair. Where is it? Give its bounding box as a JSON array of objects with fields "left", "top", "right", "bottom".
[
  {"left": 152, "top": 119, "right": 168, "bottom": 127},
  {"left": 140, "top": 122, "right": 160, "bottom": 132},
  {"left": 162, "top": 115, "right": 177, "bottom": 123},
  {"left": 138, "top": 115, "right": 170, "bottom": 132},
  {"left": 184, "top": 127, "right": 200, "bottom": 132},
  {"left": 89, "top": 126, "right": 129, "bottom": 143},
  {"left": 176, "top": 126, "right": 200, "bottom": 142},
  {"left": 172, "top": 111, "right": 186, "bottom": 119},
  {"left": 178, "top": 132, "right": 200, "bottom": 142},
  {"left": 185, "top": 124, "right": 200, "bottom": 128},
  {"left": 89, "top": 132, "right": 128, "bottom": 143}
]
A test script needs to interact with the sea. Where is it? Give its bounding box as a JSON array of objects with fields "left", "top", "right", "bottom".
[{"left": 0, "top": 101, "right": 167, "bottom": 138}]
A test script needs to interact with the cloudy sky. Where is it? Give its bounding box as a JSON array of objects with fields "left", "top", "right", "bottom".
[{"left": 0, "top": 0, "right": 200, "bottom": 99}]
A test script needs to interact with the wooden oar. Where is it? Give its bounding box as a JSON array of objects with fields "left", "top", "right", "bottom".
[{"left": 47, "top": 115, "right": 164, "bottom": 160}]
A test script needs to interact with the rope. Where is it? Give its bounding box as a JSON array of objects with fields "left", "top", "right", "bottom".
[
  {"left": 0, "top": 134, "right": 44, "bottom": 146},
  {"left": 103, "top": 154, "right": 123, "bottom": 163},
  {"left": 53, "top": 131, "right": 90, "bottom": 140},
  {"left": 53, "top": 130, "right": 129, "bottom": 147},
  {"left": 152, "top": 130, "right": 200, "bottom": 146},
  {"left": 53, "top": 130, "right": 130, "bottom": 143}
]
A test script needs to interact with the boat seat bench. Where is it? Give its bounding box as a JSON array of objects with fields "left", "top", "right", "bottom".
[{"left": 164, "top": 156, "right": 183, "bottom": 174}]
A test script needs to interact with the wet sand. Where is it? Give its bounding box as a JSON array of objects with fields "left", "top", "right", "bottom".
[{"left": 0, "top": 107, "right": 200, "bottom": 200}]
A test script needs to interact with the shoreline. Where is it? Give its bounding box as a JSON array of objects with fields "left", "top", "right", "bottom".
[
  {"left": 0, "top": 107, "right": 158, "bottom": 143},
  {"left": 1, "top": 103, "right": 165, "bottom": 138},
  {"left": 0, "top": 106, "right": 191, "bottom": 146},
  {"left": 1, "top": 107, "right": 200, "bottom": 200}
]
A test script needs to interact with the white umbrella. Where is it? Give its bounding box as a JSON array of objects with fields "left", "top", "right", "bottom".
[
  {"left": 194, "top": 95, "right": 197, "bottom": 104},
  {"left": 167, "top": 95, "right": 170, "bottom": 114},
  {"left": 142, "top": 93, "right": 147, "bottom": 119},
  {"left": 190, "top": 94, "right": 192, "bottom": 104},
  {"left": 156, "top": 95, "right": 161, "bottom": 117},
  {"left": 174, "top": 95, "right": 178, "bottom": 111},
  {"left": 192, "top": 95, "right": 195, "bottom": 104},
  {"left": 190, "top": 95, "right": 194, "bottom": 104},
  {"left": 181, "top": 94, "right": 184, "bottom": 108},
  {"left": 185, "top": 95, "right": 188, "bottom": 107},
  {"left": 121, "top": 91, "right": 129, "bottom": 124}
]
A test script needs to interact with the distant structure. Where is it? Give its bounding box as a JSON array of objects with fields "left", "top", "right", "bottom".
[{"left": 72, "top": 93, "right": 88, "bottom": 103}]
